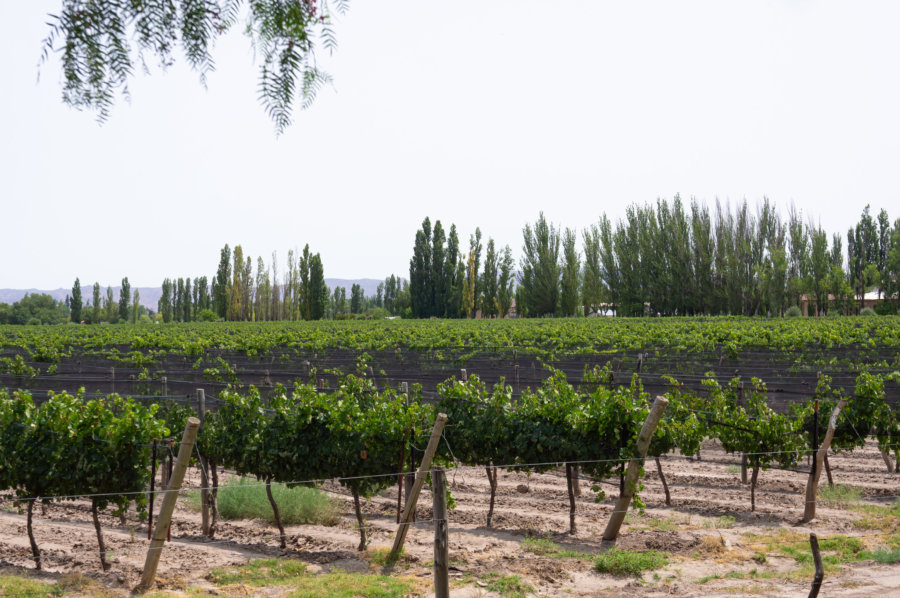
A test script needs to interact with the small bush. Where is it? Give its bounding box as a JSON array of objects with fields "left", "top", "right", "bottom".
[
  {"left": 191, "top": 478, "right": 340, "bottom": 526},
  {"left": 196, "top": 309, "right": 218, "bottom": 322},
  {"left": 594, "top": 548, "right": 668, "bottom": 576},
  {"left": 875, "top": 302, "right": 896, "bottom": 316},
  {"left": 785, "top": 306, "right": 803, "bottom": 317},
  {"left": 859, "top": 307, "right": 877, "bottom": 317}
]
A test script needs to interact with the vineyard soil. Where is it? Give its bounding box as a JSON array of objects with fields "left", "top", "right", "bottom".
[{"left": 2, "top": 441, "right": 900, "bottom": 597}]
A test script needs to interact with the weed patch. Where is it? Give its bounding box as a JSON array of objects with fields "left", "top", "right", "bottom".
[
  {"left": 594, "top": 548, "right": 668, "bottom": 576},
  {"left": 189, "top": 478, "right": 340, "bottom": 526},
  {"left": 208, "top": 558, "right": 412, "bottom": 597},
  {"left": 480, "top": 572, "right": 534, "bottom": 597}
]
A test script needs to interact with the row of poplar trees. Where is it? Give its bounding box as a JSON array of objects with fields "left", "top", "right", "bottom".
[
  {"left": 69, "top": 278, "right": 139, "bottom": 324},
  {"left": 209, "top": 244, "right": 328, "bottom": 322},
  {"left": 513, "top": 198, "right": 899, "bottom": 317},
  {"left": 408, "top": 218, "right": 516, "bottom": 318}
]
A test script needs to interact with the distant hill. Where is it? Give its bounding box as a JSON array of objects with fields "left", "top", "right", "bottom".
[{"left": 0, "top": 278, "right": 389, "bottom": 310}]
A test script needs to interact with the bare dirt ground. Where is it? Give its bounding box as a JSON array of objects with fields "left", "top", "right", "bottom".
[{"left": 2, "top": 440, "right": 900, "bottom": 597}]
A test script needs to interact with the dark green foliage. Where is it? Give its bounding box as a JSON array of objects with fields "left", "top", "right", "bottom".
[
  {"left": 350, "top": 284, "right": 364, "bottom": 314},
  {"left": 0, "top": 390, "right": 166, "bottom": 569},
  {"left": 70, "top": 278, "right": 82, "bottom": 323},
  {"left": 560, "top": 228, "right": 581, "bottom": 317},
  {"left": 214, "top": 244, "right": 232, "bottom": 319},
  {"left": 410, "top": 218, "right": 433, "bottom": 318},
  {"left": 118, "top": 277, "right": 131, "bottom": 322},
  {"left": 159, "top": 278, "right": 173, "bottom": 323},
  {"left": 308, "top": 254, "right": 327, "bottom": 320},
  {"left": 519, "top": 212, "right": 561, "bottom": 317},
  {"left": 0, "top": 294, "right": 65, "bottom": 325}
]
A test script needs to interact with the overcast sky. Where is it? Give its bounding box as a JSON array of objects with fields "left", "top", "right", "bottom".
[{"left": 2, "top": 1, "right": 899, "bottom": 289}]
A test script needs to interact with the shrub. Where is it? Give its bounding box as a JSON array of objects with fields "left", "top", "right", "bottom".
[
  {"left": 860, "top": 307, "right": 877, "bottom": 316},
  {"left": 875, "top": 302, "right": 896, "bottom": 316},
  {"left": 785, "top": 306, "right": 802, "bottom": 317},
  {"left": 197, "top": 309, "right": 218, "bottom": 322}
]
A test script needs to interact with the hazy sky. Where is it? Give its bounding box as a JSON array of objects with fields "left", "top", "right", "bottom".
[{"left": 2, "top": 1, "right": 899, "bottom": 289}]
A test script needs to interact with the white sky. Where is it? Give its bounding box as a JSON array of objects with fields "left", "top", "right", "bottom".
[{"left": 2, "top": 1, "right": 900, "bottom": 289}]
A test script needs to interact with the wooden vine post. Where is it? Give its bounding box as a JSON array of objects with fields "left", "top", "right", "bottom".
[
  {"left": 197, "top": 389, "right": 210, "bottom": 538},
  {"left": 136, "top": 417, "right": 200, "bottom": 592},
  {"left": 388, "top": 413, "right": 448, "bottom": 563},
  {"left": 602, "top": 396, "right": 668, "bottom": 542},
  {"left": 802, "top": 399, "right": 846, "bottom": 523},
  {"left": 808, "top": 533, "right": 824, "bottom": 598},
  {"left": 432, "top": 467, "right": 450, "bottom": 598}
]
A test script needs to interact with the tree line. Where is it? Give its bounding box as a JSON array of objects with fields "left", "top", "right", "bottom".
[
  {"left": 159, "top": 244, "right": 411, "bottom": 323},
  {"left": 0, "top": 279, "right": 143, "bottom": 325},
  {"left": 510, "top": 199, "right": 899, "bottom": 317},
  {"left": 5, "top": 199, "right": 899, "bottom": 325},
  {"left": 408, "top": 219, "right": 516, "bottom": 318}
]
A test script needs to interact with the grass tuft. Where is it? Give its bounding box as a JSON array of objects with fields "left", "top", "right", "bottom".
[
  {"left": 190, "top": 478, "right": 340, "bottom": 526},
  {"left": 209, "top": 558, "right": 412, "bottom": 597},
  {"left": 870, "top": 547, "right": 900, "bottom": 564},
  {"left": 521, "top": 536, "right": 560, "bottom": 556},
  {"left": 819, "top": 484, "right": 863, "bottom": 505},
  {"left": 0, "top": 575, "right": 56, "bottom": 598},
  {"left": 481, "top": 572, "right": 535, "bottom": 597},
  {"left": 594, "top": 548, "right": 668, "bottom": 576},
  {"left": 704, "top": 515, "right": 736, "bottom": 529}
]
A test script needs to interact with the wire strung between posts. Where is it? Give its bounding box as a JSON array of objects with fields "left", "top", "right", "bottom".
[{"left": 5, "top": 431, "right": 900, "bottom": 504}]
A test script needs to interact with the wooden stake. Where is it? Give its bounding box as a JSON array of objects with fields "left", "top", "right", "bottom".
[
  {"left": 197, "top": 389, "right": 210, "bottom": 538},
  {"left": 485, "top": 461, "right": 498, "bottom": 528},
  {"left": 389, "top": 413, "right": 448, "bottom": 563},
  {"left": 566, "top": 463, "right": 577, "bottom": 534},
  {"left": 802, "top": 400, "right": 846, "bottom": 522},
  {"left": 655, "top": 457, "right": 671, "bottom": 506},
  {"left": 808, "top": 533, "right": 824, "bottom": 598},
  {"left": 136, "top": 417, "right": 200, "bottom": 592},
  {"left": 602, "top": 397, "right": 668, "bottom": 541},
  {"left": 432, "top": 467, "right": 449, "bottom": 598}
]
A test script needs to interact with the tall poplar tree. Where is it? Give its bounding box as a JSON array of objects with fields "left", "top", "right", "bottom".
[
  {"left": 519, "top": 213, "right": 561, "bottom": 317},
  {"left": 431, "top": 222, "right": 446, "bottom": 317},
  {"left": 213, "top": 244, "right": 231, "bottom": 319},
  {"left": 309, "top": 253, "right": 327, "bottom": 319},
  {"left": 582, "top": 225, "right": 603, "bottom": 315},
  {"left": 409, "top": 218, "right": 433, "bottom": 318},
  {"left": 497, "top": 245, "right": 515, "bottom": 317},
  {"left": 480, "top": 238, "right": 499, "bottom": 318},
  {"left": 228, "top": 245, "right": 244, "bottom": 321},
  {"left": 469, "top": 228, "right": 483, "bottom": 317},
  {"left": 444, "top": 224, "right": 463, "bottom": 318},
  {"left": 118, "top": 277, "right": 131, "bottom": 323},
  {"left": 92, "top": 282, "right": 101, "bottom": 323},
  {"left": 131, "top": 289, "right": 140, "bottom": 323},
  {"left": 560, "top": 228, "right": 581, "bottom": 316},
  {"left": 70, "top": 278, "right": 82, "bottom": 323}
]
